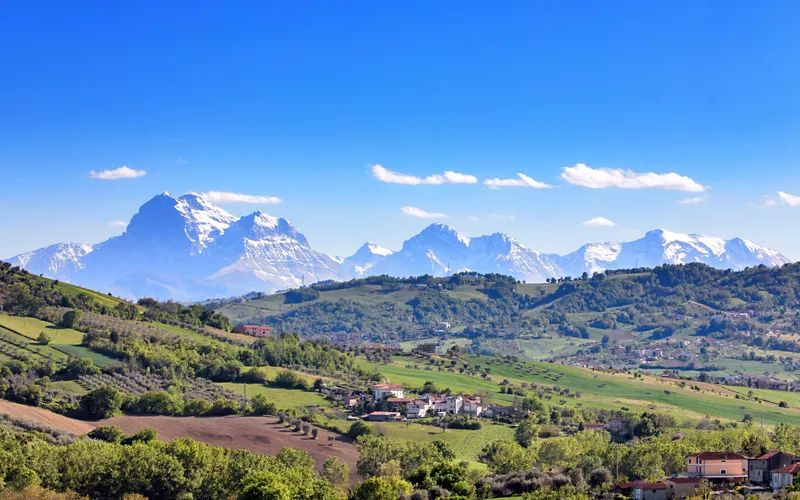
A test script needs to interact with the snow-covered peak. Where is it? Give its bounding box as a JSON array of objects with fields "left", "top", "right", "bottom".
[
  {"left": 414, "top": 223, "right": 471, "bottom": 247},
  {"left": 362, "top": 242, "right": 394, "bottom": 256},
  {"left": 7, "top": 242, "right": 94, "bottom": 281}
]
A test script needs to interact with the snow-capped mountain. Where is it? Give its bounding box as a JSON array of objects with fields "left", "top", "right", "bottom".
[
  {"left": 554, "top": 229, "right": 791, "bottom": 277},
  {"left": 341, "top": 243, "right": 394, "bottom": 277},
  {"left": 4, "top": 193, "right": 792, "bottom": 300},
  {"left": 7, "top": 242, "right": 94, "bottom": 281},
  {"left": 208, "top": 211, "right": 341, "bottom": 293},
  {"left": 367, "top": 224, "right": 561, "bottom": 282}
]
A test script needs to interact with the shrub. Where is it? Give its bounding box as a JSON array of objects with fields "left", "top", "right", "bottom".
[
  {"left": 37, "top": 331, "right": 51, "bottom": 345},
  {"left": 348, "top": 420, "right": 372, "bottom": 439},
  {"left": 88, "top": 425, "right": 124, "bottom": 443}
]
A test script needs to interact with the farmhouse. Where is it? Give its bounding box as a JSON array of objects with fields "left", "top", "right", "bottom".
[
  {"left": 231, "top": 325, "right": 272, "bottom": 337},
  {"left": 749, "top": 451, "right": 795, "bottom": 485},
  {"left": 372, "top": 383, "right": 404, "bottom": 400},
  {"left": 664, "top": 477, "right": 705, "bottom": 498},
  {"left": 632, "top": 482, "right": 667, "bottom": 500}
]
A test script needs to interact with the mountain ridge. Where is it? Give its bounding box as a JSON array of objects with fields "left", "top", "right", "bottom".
[{"left": 5, "top": 193, "right": 792, "bottom": 300}]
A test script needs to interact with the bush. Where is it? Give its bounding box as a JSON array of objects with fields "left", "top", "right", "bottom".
[
  {"left": 88, "top": 425, "right": 124, "bottom": 443},
  {"left": 80, "top": 386, "right": 123, "bottom": 420},
  {"left": 311, "top": 428, "right": 319, "bottom": 439},
  {"left": 37, "top": 331, "right": 51, "bottom": 345},
  {"left": 284, "top": 288, "right": 320, "bottom": 304},
  {"left": 121, "top": 428, "right": 157, "bottom": 445},
  {"left": 251, "top": 394, "right": 278, "bottom": 415},
  {"left": 272, "top": 371, "right": 308, "bottom": 390},
  {"left": 348, "top": 420, "right": 373, "bottom": 439},
  {"left": 208, "top": 398, "right": 240, "bottom": 416},
  {"left": 59, "top": 310, "right": 82, "bottom": 329}
]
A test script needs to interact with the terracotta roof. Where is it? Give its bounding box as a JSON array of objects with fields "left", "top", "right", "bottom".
[
  {"left": 689, "top": 451, "right": 746, "bottom": 460},
  {"left": 373, "top": 383, "right": 403, "bottom": 390},
  {"left": 634, "top": 483, "right": 667, "bottom": 490},
  {"left": 583, "top": 423, "right": 606, "bottom": 429},
  {"left": 367, "top": 411, "right": 400, "bottom": 416},
  {"left": 666, "top": 478, "right": 704, "bottom": 484},
  {"left": 387, "top": 398, "right": 413, "bottom": 403},
  {"left": 756, "top": 451, "right": 792, "bottom": 460},
  {"left": 772, "top": 464, "right": 800, "bottom": 475}
]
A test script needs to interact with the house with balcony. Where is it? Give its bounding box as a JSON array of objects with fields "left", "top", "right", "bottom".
[{"left": 686, "top": 452, "right": 748, "bottom": 481}]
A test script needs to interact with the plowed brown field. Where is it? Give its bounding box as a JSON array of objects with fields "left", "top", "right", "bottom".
[{"left": 0, "top": 400, "right": 359, "bottom": 478}]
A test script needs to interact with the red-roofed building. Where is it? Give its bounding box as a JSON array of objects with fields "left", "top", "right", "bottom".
[
  {"left": 686, "top": 452, "right": 748, "bottom": 481},
  {"left": 232, "top": 325, "right": 272, "bottom": 337},
  {"left": 664, "top": 477, "right": 706, "bottom": 499},
  {"left": 749, "top": 451, "right": 795, "bottom": 485},
  {"left": 632, "top": 482, "right": 667, "bottom": 500},
  {"left": 772, "top": 463, "right": 800, "bottom": 490}
]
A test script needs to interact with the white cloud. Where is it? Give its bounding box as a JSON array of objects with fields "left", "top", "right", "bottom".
[
  {"left": 372, "top": 164, "right": 477, "bottom": 185},
  {"left": 108, "top": 220, "right": 127, "bottom": 228},
  {"left": 468, "top": 214, "right": 516, "bottom": 222},
  {"left": 176, "top": 157, "right": 187, "bottom": 164},
  {"left": 678, "top": 196, "right": 708, "bottom": 205},
  {"left": 484, "top": 173, "right": 552, "bottom": 189},
  {"left": 401, "top": 206, "right": 448, "bottom": 218},
  {"left": 560, "top": 163, "right": 706, "bottom": 192},
  {"left": 583, "top": 217, "right": 616, "bottom": 227},
  {"left": 778, "top": 191, "right": 800, "bottom": 207},
  {"left": 89, "top": 166, "right": 147, "bottom": 180},
  {"left": 201, "top": 191, "right": 282, "bottom": 204}
]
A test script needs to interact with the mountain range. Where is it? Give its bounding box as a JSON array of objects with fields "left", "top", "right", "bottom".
[{"left": 5, "top": 193, "right": 792, "bottom": 300}]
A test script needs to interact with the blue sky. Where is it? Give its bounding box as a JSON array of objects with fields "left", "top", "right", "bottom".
[{"left": 1, "top": 1, "right": 800, "bottom": 259}]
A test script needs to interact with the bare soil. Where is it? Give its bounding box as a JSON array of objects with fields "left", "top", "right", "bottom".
[{"left": 0, "top": 400, "right": 359, "bottom": 478}]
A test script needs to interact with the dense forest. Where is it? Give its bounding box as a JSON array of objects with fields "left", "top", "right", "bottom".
[{"left": 214, "top": 263, "right": 800, "bottom": 343}]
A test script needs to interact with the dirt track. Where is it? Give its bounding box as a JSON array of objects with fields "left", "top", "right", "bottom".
[{"left": 0, "top": 400, "right": 359, "bottom": 477}]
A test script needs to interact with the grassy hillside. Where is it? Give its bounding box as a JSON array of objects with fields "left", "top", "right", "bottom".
[{"left": 356, "top": 354, "right": 800, "bottom": 426}]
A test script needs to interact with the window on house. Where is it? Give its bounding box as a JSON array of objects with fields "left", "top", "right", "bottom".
[{"left": 721, "top": 469, "right": 727, "bottom": 474}]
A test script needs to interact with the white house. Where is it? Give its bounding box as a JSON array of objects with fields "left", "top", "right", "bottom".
[
  {"left": 406, "top": 399, "right": 432, "bottom": 418},
  {"left": 772, "top": 463, "right": 800, "bottom": 491},
  {"left": 373, "top": 383, "right": 404, "bottom": 400},
  {"left": 462, "top": 397, "right": 482, "bottom": 417}
]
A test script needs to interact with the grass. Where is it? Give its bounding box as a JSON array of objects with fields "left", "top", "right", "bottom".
[
  {"left": 218, "top": 382, "right": 333, "bottom": 409},
  {"left": 0, "top": 314, "right": 83, "bottom": 344},
  {"left": 50, "top": 380, "right": 88, "bottom": 394},
  {"left": 0, "top": 313, "right": 118, "bottom": 366},
  {"left": 372, "top": 420, "right": 514, "bottom": 464},
  {"left": 51, "top": 344, "right": 118, "bottom": 367},
  {"left": 357, "top": 354, "right": 800, "bottom": 426},
  {"left": 0, "top": 325, "right": 70, "bottom": 362},
  {"left": 518, "top": 337, "right": 591, "bottom": 360}
]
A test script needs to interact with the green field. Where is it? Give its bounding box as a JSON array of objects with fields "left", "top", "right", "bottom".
[
  {"left": 51, "top": 344, "right": 118, "bottom": 367},
  {"left": 356, "top": 354, "right": 800, "bottom": 426},
  {"left": 370, "top": 420, "right": 514, "bottom": 465},
  {"left": 0, "top": 314, "right": 84, "bottom": 344},
  {"left": 0, "top": 314, "right": 118, "bottom": 367},
  {"left": 218, "top": 382, "right": 333, "bottom": 409}
]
